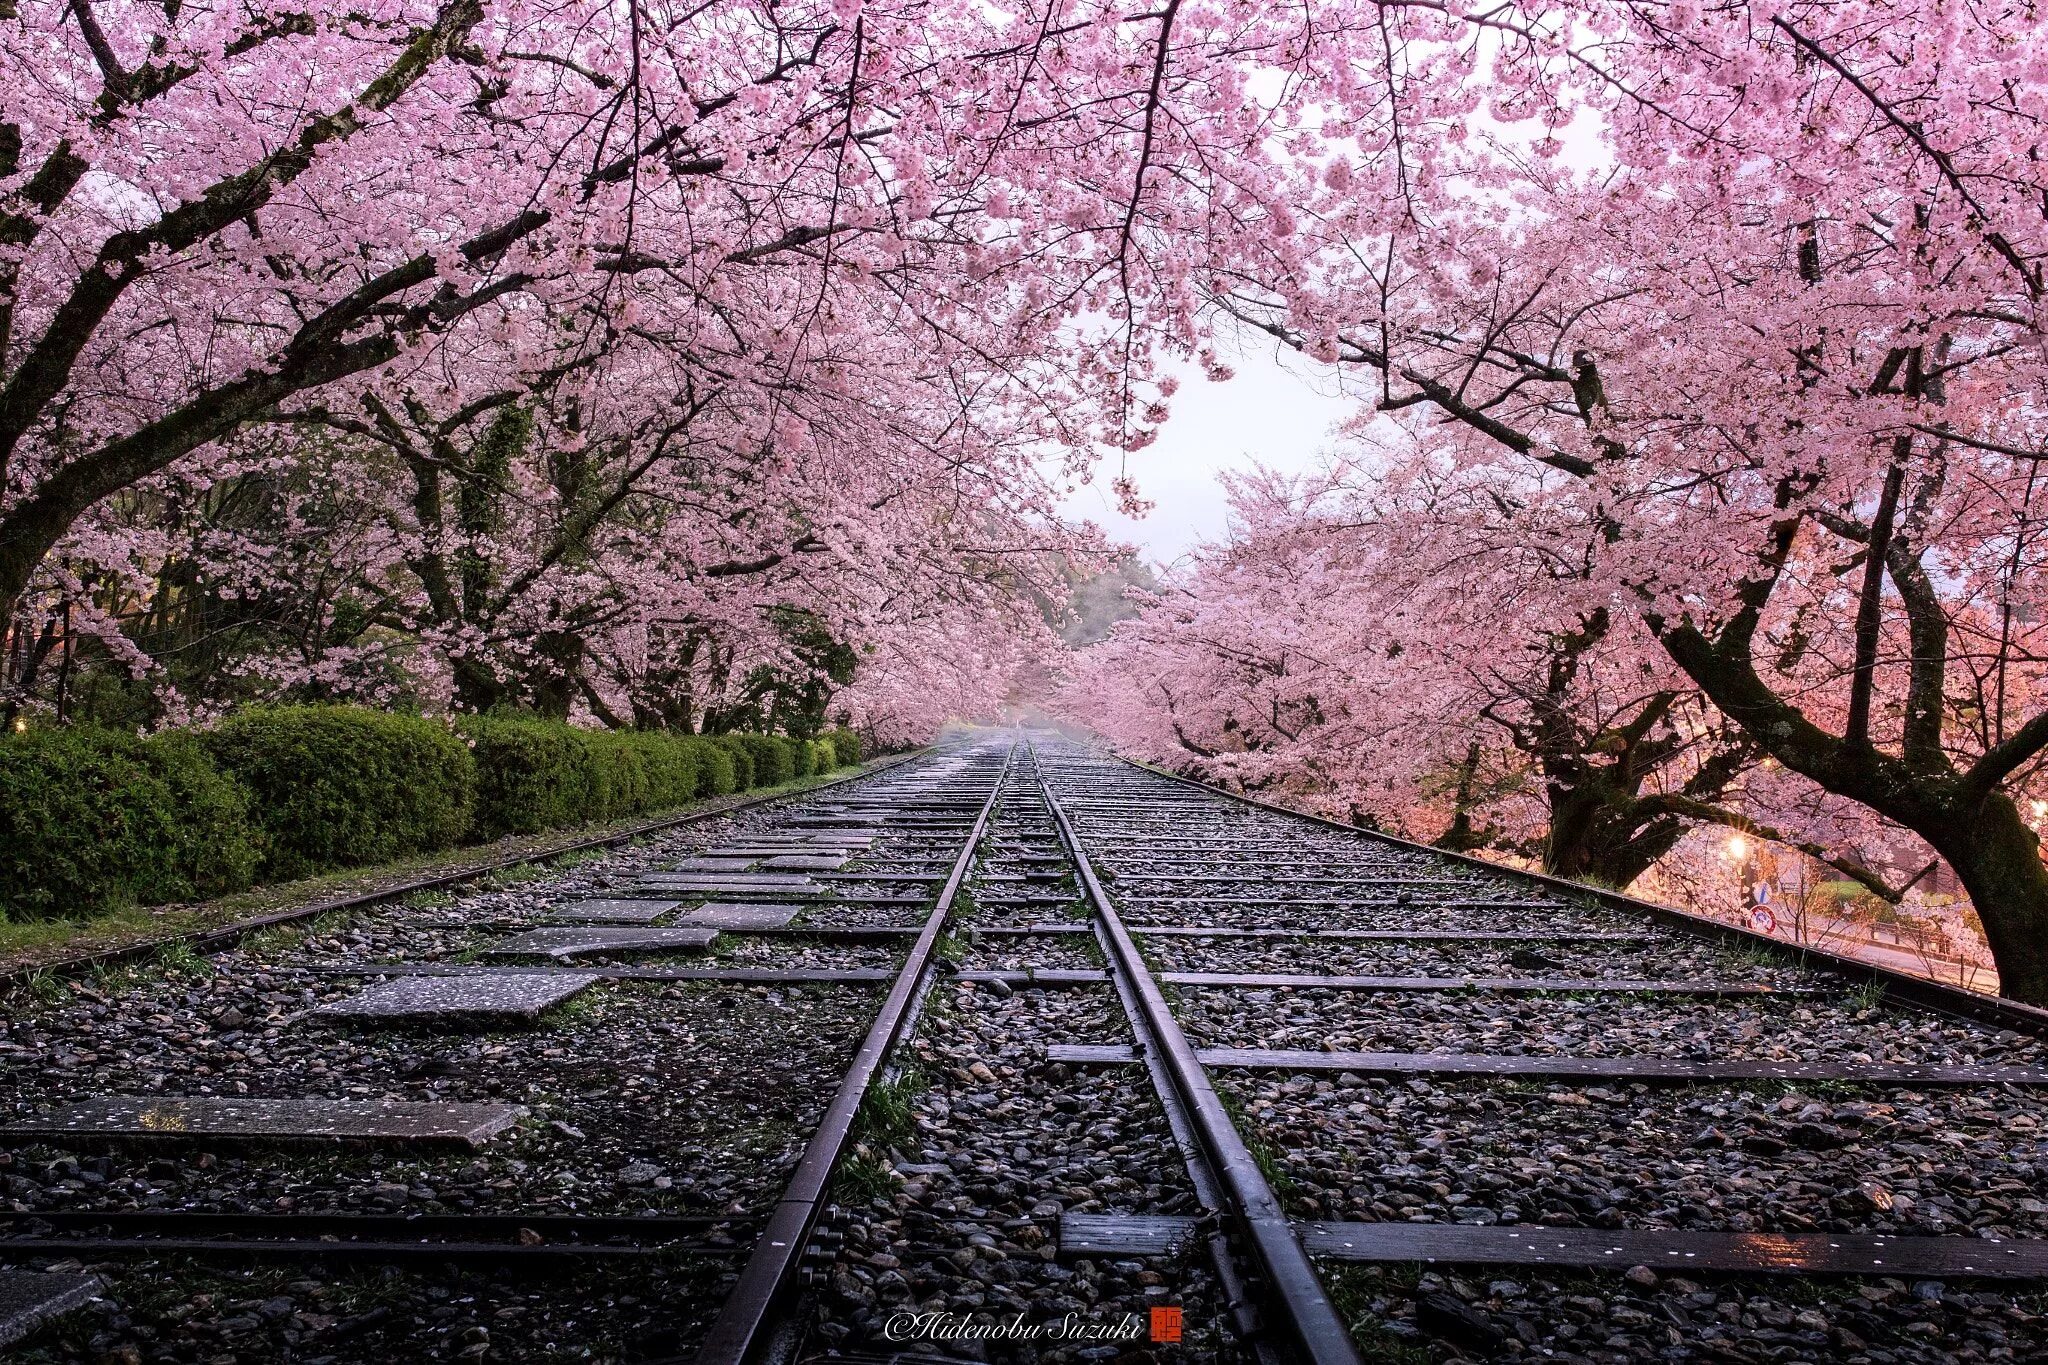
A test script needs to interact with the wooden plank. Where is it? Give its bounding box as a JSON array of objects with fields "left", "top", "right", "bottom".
[
  {"left": 1059, "top": 1213, "right": 1197, "bottom": 1258},
  {"left": 1046, "top": 1044, "right": 1140, "bottom": 1065},
  {"left": 1299, "top": 1221, "right": 2048, "bottom": 1279},
  {"left": 1190, "top": 1049, "right": 2048, "bottom": 1086},
  {"left": 4, "top": 1098, "right": 525, "bottom": 1150},
  {"left": 309, "top": 963, "right": 893, "bottom": 985},
  {"left": 953, "top": 969, "right": 1110, "bottom": 986},
  {"left": 1133, "top": 928, "right": 1644, "bottom": 942},
  {"left": 1160, "top": 973, "right": 1813, "bottom": 997}
]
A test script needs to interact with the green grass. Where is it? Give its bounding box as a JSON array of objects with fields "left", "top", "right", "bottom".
[
  {"left": 1216, "top": 1083, "right": 1300, "bottom": 1204},
  {"left": 1848, "top": 977, "right": 1887, "bottom": 1011},
  {"left": 1322, "top": 1266, "right": 1434, "bottom": 1365},
  {"left": 854, "top": 1065, "right": 927, "bottom": 1151},
  {"left": 833, "top": 1149, "right": 898, "bottom": 1204}
]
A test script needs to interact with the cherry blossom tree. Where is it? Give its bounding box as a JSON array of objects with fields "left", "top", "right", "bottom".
[{"left": 1185, "top": 0, "right": 2048, "bottom": 999}]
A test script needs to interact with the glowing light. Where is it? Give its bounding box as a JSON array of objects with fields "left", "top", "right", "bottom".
[
  {"left": 2033, "top": 800, "right": 2046, "bottom": 821},
  {"left": 9, "top": 718, "right": 22, "bottom": 734},
  {"left": 1726, "top": 834, "right": 1749, "bottom": 860}
]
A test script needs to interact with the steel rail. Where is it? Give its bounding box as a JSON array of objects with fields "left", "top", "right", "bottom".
[
  {"left": 0, "top": 1237, "right": 742, "bottom": 1261},
  {"left": 1021, "top": 744, "right": 1282, "bottom": 1365},
  {"left": 1117, "top": 754, "right": 2048, "bottom": 1038},
  {"left": 2, "top": 750, "right": 923, "bottom": 991},
  {"left": 1031, "top": 746, "right": 1365, "bottom": 1365},
  {"left": 687, "top": 739, "right": 1016, "bottom": 1365}
]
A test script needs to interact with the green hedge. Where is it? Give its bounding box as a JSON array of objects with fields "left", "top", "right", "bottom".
[
  {"left": 0, "top": 729, "right": 258, "bottom": 920},
  {"left": 729, "top": 733, "right": 794, "bottom": 787},
  {"left": 691, "top": 738, "right": 738, "bottom": 797},
  {"left": 204, "top": 706, "right": 476, "bottom": 881},
  {"left": 460, "top": 714, "right": 593, "bottom": 839},
  {"left": 2, "top": 706, "right": 854, "bottom": 923},
  {"left": 713, "top": 735, "right": 755, "bottom": 791},
  {"left": 826, "top": 728, "right": 863, "bottom": 766}
]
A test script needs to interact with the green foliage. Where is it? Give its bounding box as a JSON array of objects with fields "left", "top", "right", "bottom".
[
  {"left": 0, "top": 727, "right": 258, "bottom": 920},
  {"left": 698, "top": 607, "right": 859, "bottom": 738},
  {"left": 686, "top": 737, "right": 737, "bottom": 796},
  {"left": 730, "top": 733, "right": 792, "bottom": 787},
  {"left": 6, "top": 704, "right": 754, "bottom": 928},
  {"left": 203, "top": 705, "right": 475, "bottom": 880},
  {"left": 826, "top": 728, "right": 863, "bottom": 766},
  {"left": 460, "top": 713, "right": 594, "bottom": 838},
  {"left": 464, "top": 715, "right": 731, "bottom": 831},
  {"left": 712, "top": 734, "right": 755, "bottom": 790},
  {"left": 789, "top": 734, "right": 817, "bottom": 779}
]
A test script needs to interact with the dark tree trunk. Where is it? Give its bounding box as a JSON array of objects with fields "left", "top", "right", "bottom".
[{"left": 1925, "top": 794, "right": 2048, "bottom": 1004}]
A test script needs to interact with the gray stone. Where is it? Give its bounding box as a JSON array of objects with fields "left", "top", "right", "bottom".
[
  {"left": 633, "top": 874, "right": 824, "bottom": 896},
  {"left": 677, "top": 856, "right": 757, "bottom": 872},
  {"left": 0, "top": 1271, "right": 100, "bottom": 1347},
  {"left": 2, "top": 1097, "right": 525, "bottom": 1149},
  {"left": 550, "top": 898, "right": 680, "bottom": 923},
  {"left": 488, "top": 926, "right": 718, "bottom": 959},
  {"left": 762, "top": 853, "right": 851, "bottom": 871},
  {"left": 314, "top": 972, "right": 601, "bottom": 1023},
  {"left": 678, "top": 901, "right": 803, "bottom": 930}
]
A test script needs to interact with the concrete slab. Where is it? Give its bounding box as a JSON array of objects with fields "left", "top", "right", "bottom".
[
  {"left": 633, "top": 874, "right": 823, "bottom": 896},
  {"left": 550, "top": 899, "right": 680, "bottom": 923},
  {"left": 314, "top": 972, "right": 600, "bottom": 1023},
  {"left": 760, "top": 853, "right": 850, "bottom": 871},
  {"left": 0, "top": 1272, "right": 100, "bottom": 1347},
  {"left": 677, "top": 902, "right": 802, "bottom": 930},
  {"left": 2, "top": 1098, "right": 525, "bottom": 1149},
  {"left": 488, "top": 927, "right": 719, "bottom": 959},
  {"left": 676, "top": 856, "right": 757, "bottom": 872}
]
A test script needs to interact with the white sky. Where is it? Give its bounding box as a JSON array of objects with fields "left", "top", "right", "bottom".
[{"left": 1059, "top": 338, "right": 1359, "bottom": 570}]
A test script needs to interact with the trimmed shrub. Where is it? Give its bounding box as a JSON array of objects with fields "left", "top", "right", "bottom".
[
  {"left": 686, "top": 738, "right": 737, "bottom": 797},
  {"left": 0, "top": 728, "right": 257, "bottom": 920},
  {"left": 205, "top": 706, "right": 473, "bottom": 879},
  {"left": 458, "top": 714, "right": 593, "bottom": 839},
  {"left": 581, "top": 730, "right": 653, "bottom": 822},
  {"left": 808, "top": 738, "right": 837, "bottom": 774},
  {"left": 826, "top": 728, "right": 863, "bottom": 767},
  {"left": 626, "top": 732, "right": 698, "bottom": 810},
  {"left": 712, "top": 735, "right": 755, "bottom": 789},
  {"left": 730, "top": 734, "right": 792, "bottom": 787},
  {"left": 789, "top": 735, "right": 817, "bottom": 779}
]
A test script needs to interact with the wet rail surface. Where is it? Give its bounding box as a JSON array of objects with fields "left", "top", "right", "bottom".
[{"left": 4, "top": 731, "right": 2048, "bottom": 1364}]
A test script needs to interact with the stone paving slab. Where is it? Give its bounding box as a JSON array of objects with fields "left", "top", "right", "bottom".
[
  {"left": 549, "top": 899, "right": 680, "bottom": 923},
  {"left": 3, "top": 1098, "right": 526, "bottom": 1149},
  {"left": 0, "top": 1271, "right": 101, "bottom": 1347},
  {"left": 760, "top": 853, "right": 851, "bottom": 871},
  {"left": 634, "top": 874, "right": 823, "bottom": 896},
  {"left": 677, "top": 902, "right": 802, "bottom": 930},
  {"left": 488, "top": 927, "right": 718, "bottom": 959},
  {"left": 314, "top": 972, "right": 601, "bottom": 1023},
  {"left": 676, "top": 856, "right": 758, "bottom": 872}
]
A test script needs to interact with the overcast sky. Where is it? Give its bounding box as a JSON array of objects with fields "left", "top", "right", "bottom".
[{"left": 1057, "top": 337, "right": 1360, "bottom": 571}]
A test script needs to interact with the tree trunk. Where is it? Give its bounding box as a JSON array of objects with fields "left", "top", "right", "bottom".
[
  {"left": 1927, "top": 793, "right": 2048, "bottom": 1004},
  {"left": 453, "top": 656, "right": 504, "bottom": 713},
  {"left": 1542, "top": 782, "right": 1685, "bottom": 891}
]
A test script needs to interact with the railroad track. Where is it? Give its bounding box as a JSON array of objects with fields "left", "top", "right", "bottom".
[{"left": 2, "top": 731, "right": 2046, "bottom": 1363}]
